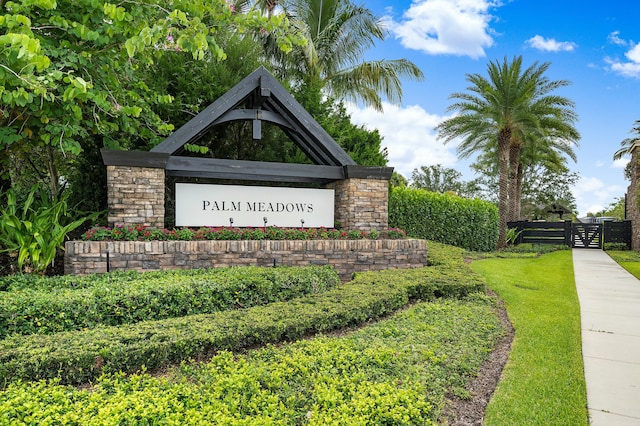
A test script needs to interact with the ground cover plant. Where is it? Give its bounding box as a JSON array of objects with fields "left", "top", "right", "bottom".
[
  {"left": 0, "top": 240, "right": 511, "bottom": 425},
  {"left": 0, "top": 296, "right": 504, "bottom": 425},
  {"left": 471, "top": 250, "right": 588, "bottom": 425},
  {"left": 0, "top": 260, "right": 486, "bottom": 386}
]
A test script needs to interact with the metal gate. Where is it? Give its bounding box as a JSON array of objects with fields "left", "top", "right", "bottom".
[{"left": 571, "top": 223, "right": 602, "bottom": 248}]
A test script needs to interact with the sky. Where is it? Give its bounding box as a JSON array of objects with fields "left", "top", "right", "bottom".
[{"left": 343, "top": 0, "right": 640, "bottom": 217}]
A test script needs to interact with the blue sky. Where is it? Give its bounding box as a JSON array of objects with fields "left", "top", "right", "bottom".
[{"left": 344, "top": 0, "right": 640, "bottom": 216}]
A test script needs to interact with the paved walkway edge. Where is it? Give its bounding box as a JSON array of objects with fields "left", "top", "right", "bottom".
[{"left": 573, "top": 249, "right": 640, "bottom": 425}]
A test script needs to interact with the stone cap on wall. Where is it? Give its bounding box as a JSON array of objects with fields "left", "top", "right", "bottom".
[
  {"left": 101, "top": 149, "right": 170, "bottom": 169},
  {"left": 343, "top": 165, "right": 394, "bottom": 180}
]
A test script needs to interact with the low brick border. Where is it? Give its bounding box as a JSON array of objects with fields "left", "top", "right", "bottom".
[{"left": 65, "top": 239, "right": 427, "bottom": 281}]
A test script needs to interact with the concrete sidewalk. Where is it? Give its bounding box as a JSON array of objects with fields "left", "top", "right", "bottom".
[{"left": 573, "top": 249, "right": 640, "bottom": 425}]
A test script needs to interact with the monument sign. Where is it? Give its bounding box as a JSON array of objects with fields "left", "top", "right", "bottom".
[{"left": 175, "top": 183, "right": 335, "bottom": 227}]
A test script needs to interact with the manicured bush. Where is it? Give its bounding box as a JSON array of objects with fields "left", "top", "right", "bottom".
[
  {"left": 389, "top": 187, "right": 499, "bottom": 251},
  {"left": 0, "top": 266, "right": 340, "bottom": 338},
  {"left": 0, "top": 297, "right": 504, "bottom": 425},
  {"left": 0, "top": 256, "right": 486, "bottom": 387}
]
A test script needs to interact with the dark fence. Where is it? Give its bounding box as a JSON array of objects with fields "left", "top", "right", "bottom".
[
  {"left": 508, "top": 221, "right": 572, "bottom": 246},
  {"left": 603, "top": 220, "right": 632, "bottom": 248},
  {"left": 508, "top": 220, "right": 631, "bottom": 249}
]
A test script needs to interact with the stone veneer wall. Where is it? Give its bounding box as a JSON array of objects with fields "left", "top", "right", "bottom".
[
  {"left": 626, "top": 144, "right": 640, "bottom": 250},
  {"left": 65, "top": 239, "right": 427, "bottom": 281},
  {"left": 326, "top": 178, "right": 388, "bottom": 231},
  {"left": 107, "top": 165, "right": 165, "bottom": 228}
]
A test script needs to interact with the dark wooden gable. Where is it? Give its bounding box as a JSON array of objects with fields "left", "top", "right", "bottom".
[{"left": 149, "top": 66, "right": 363, "bottom": 182}]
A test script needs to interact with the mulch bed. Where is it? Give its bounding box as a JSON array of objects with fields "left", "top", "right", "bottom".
[{"left": 440, "top": 291, "right": 514, "bottom": 425}]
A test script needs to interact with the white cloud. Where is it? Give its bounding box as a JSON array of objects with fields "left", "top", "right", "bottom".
[
  {"left": 608, "top": 31, "right": 627, "bottom": 46},
  {"left": 345, "top": 102, "right": 459, "bottom": 179},
  {"left": 383, "top": 0, "right": 496, "bottom": 59},
  {"left": 526, "top": 35, "right": 577, "bottom": 52},
  {"left": 572, "top": 176, "right": 626, "bottom": 216},
  {"left": 595, "top": 161, "right": 604, "bottom": 167},
  {"left": 626, "top": 43, "right": 640, "bottom": 62},
  {"left": 613, "top": 158, "right": 630, "bottom": 169},
  {"left": 607, "top": 42, "right": 640, "bottom": 78}
]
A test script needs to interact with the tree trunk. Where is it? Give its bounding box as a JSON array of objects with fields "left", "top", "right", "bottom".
[
  {"left": 515, "top": 160, "right": 524, "bottom": 220},
  {"left": 497, "top": 129, "right": 511, "bottom": 249},
  {"left": 508, "top": 143, "right": 521, "bottom": 222}
]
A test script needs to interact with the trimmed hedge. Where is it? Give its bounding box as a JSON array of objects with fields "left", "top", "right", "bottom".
[
  {"left": 389, "top": 187, "right": 499, "bottom": 252},
  {"left": 0, "top": 266, "right": 340, "bottom": 339},
  {"left": 0, "top": 297, "right": 505, "bottom": 425},
  {"left": 0, "top": 260, "right": 486, "bottom": 387}
]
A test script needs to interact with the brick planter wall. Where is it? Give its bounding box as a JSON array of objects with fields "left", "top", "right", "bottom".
[{"left": 65, "top": 239, "right": 427, "bottom": 281}]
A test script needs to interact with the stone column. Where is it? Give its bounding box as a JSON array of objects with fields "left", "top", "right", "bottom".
[
  {"left": 326, "top": 166, "right": 393, "bottom": 231},
  {"left": 626, "top": 143, "right": 640, "bottom": 250},
  {"left": 102, "top": 150, "right": 169, "bottom": 229}
]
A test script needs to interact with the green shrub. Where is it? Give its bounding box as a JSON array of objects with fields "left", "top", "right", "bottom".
[
  {"left": 0, "top": 266, "right": 340, "bottom": 338},
  {"left": 0, "top": 297, "right": 504, "bottom": 425},
  {"left": 389, "top": 187, "right": 498, "bottom": 251},
  {"left": 604, "top": 242, "right": 629, "bottom": 251},
  {"left": 0, "top": 254, "right": 485, "bottom": 387},
  {"left": 0, "top": 185, "right": 99, "bottom": 274}
]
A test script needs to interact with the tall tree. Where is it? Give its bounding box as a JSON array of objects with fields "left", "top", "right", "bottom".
[
  {"left": 437, "top": 56, "right": 579, "bottom": 247},
  {"left": 263, "top": 0, "right": 424, "bottom": 111},
  {"left": 471, "top": 148, "right": 578, "bottom": 217},
  {"left": 410, "top": 164, "right": 481, "bottom": 198},
  {"left": 614, "top": 119, "right": 640, "bottom": 160},
  {"left": 0, "top": 0, "right": 302, "bottom": 197},
  {"left": 614, "top": 119, "right": 640, "bottom": 181},
  {"left": 511, "top": 132, "right": 577, "bottom": 219}
]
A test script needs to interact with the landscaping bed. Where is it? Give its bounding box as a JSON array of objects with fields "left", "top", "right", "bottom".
[{"left": 0, "top": 241, "right": 511, "bottom": 424}]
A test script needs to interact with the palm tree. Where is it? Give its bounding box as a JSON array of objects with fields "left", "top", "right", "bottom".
[
  {"left": 613, "top": 119, "right": 640, "bottom": 161},
  {"left": 513, "top": 133, "right": 577, "bottom": 219},
  {"left": 507, "top": 75, "right": 579, "bottom": 220},
  {"left": 437, "top": 56, "right": 579, "bottom": 248},
  {"left": 263, "top": 0, "right": 423, "bottom": 111},
  {"left": 471, "top": 132, "right": 578, "bottom": 221}
]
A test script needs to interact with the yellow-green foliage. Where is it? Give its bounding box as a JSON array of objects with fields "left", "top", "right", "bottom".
[
  {"left": 0, "top": 297, "right": 504, "bottom": 425},
  {"left": 0, "top": 243, "right": 487, "bottom": 388}
]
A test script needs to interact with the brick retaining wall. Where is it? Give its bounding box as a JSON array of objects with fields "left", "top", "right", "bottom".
[{"left": 65, "top": 239, "right": 427, "bottom": 281}]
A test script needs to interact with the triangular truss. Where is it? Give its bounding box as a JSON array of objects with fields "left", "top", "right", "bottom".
[{"left": 150, "top": 66, "right": 358, "bottom": 182}]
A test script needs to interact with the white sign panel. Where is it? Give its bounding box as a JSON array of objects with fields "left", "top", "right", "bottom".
[{"left": 175, "top": 183, "right": 335, "bottom": 228}]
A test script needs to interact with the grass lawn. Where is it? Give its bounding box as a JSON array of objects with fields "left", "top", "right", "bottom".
[
  {"left": 606, "top": 250, "right": 640, "bottom": 279},
  {"left": 471, "top": 250, "right": 588, "bottom": 425}
]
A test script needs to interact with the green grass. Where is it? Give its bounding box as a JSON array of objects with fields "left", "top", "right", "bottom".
[
  {"left": 471, "top": 250, "right": 588, "bottom": 425},
  {"left": 606, "top": 250, "right": 640, "bottom": 279}
]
